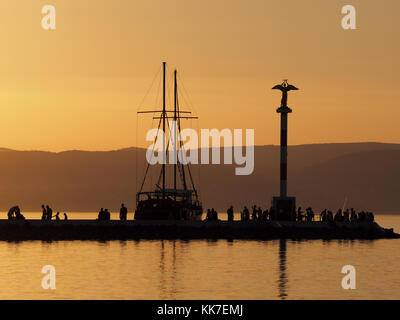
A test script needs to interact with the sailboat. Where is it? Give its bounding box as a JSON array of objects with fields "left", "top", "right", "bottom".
[{"left": 134, "top": 62, "right": 203, "bottom": 220}]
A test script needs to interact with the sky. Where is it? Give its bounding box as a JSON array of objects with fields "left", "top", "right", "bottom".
[{"left": 0, "top": 0, "right": 399, "bottom": 151}]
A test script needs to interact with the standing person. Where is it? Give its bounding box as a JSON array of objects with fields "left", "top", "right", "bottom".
[
  {"left": 120, "top": 203, "right": 128, "bottom": 221},
  {"left": 297, "top": 207, "right": 303, "bottom": 222},
  {"left": 105, "top": 209, "right": 111, "bottom": 221},
  {"left": 227, "top": 206, "right": 234, "bottom": 222},
  {"left": 262, "top": 209, "right": 268, "bottom": 221},
  {"left": 98, "top": 208, "right": 104, "bottom": 220},
  {"left": 327, "top": 211, "right": 333, "bottom": 222},
  {"left": 320, "top": 209, "right": 327, "bottom": 222},
  {"left": 343, "top": 209, "right": 350, "bottom": 222},
  {"left": 350, "top": 208, "right": 357, "bottom": 222},
  {"left": 257, "top": 207, "right": 262, "bottom": 221},
  {"left": 46, "top": 205, "right": 53, "bottom": 220},
  {"left": 41, "top": 205, "right": 47, "bottom": 220},
  {"left": 54, "top": 212, "right": 60, "bottom": 220},
  {"left": 64, "top": 213, "right": 68, "bottom": 220},
  {"left": 206, "top": 209, "right": 212, "bottom": 221},
  {"left": 243, "top": 206, "right": 250, "bottom": 221},
  {"left": 251, "top": 205, "right": 257, "bottom": 221},
  {"left": 269, "top": 207, "right": 276, "bottom": 221},
  {"left": 211, "top": 208, "right": 218, "bottom": 221}
]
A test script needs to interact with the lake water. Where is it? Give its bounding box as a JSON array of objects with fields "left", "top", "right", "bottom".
[{"left": 0, "top": 212, "right": 399, "bottom": 300}]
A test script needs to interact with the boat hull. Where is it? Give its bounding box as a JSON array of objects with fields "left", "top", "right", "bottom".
[{"left": 135, "top": 199, "right": 203, "bottom": 221}]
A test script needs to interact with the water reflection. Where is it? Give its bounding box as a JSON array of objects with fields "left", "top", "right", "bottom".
[
  {"left": 171, "top": 240, "right": 177, "bottom": 297},
  {"left": 159, "top": 240, "right": 166, "bottom": 298},
  {"left": 278, "top": 239, "right": 288, "bottom": 299},
  {"left": 158, "top": 240, "right": 181, "bottom": 299}
]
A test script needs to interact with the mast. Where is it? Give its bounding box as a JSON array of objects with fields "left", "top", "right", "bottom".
[
  {"left": 162, "top": 61, "right": 166, "bottom": 199},
  {"left": 174, "top": 69, "right": 177, "bottom": 194},
  {"left": 176, "top": 85, "right": 188, "bottom": 191},
  {"left": 137, "top": 62, "right": 199, "bottom": 201}
]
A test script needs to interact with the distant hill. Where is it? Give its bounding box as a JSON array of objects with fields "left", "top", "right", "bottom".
[{"left": 0, "top": 142, "right": 399, "bottom": 213}]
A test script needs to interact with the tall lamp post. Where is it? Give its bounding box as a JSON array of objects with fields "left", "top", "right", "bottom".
[{"left": 272, "top": 80, "right": 299, "bottom": 221}]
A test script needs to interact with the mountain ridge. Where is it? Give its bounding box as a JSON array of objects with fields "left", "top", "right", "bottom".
[{"left": 0, "top": 142, "right": 398, "bottom": 214}]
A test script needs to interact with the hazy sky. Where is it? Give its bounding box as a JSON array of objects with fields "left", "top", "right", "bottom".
[{"left": 0, "top": 0, "right": 399, "bottom": 151}]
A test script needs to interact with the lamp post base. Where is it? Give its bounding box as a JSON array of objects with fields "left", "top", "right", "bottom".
[{"left": 272, "top": 196, "right": 296, "bottom": 221}]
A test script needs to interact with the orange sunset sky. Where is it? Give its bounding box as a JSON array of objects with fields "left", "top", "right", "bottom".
[{"left": 0, "top": 0, "right": 399, "bottom": 151}]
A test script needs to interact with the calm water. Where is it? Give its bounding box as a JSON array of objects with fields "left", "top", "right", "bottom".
[{"left": 0, "top": 213, "right": 399, "bottom": 300}]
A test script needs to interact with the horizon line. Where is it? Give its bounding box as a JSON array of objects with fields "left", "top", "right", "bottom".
[{"left": 0, "top": 141, "right": 399, "bottom": 154}]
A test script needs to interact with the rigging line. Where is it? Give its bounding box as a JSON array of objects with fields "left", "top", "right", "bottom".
[
  {"left": 154, "top": 68, "right": 163, "bottom": 112},
  {"left": 184, "top": 117, "right": 198, "bottom": 196},
  {"left": 138, "top": 117, "right": 162, "bottom": 193},
  {"left": 148, "top": 69, "right": 163, "bottom": 134},
  {"left": 176, "top": 90, "right": 188, "bottom": 191},
  {"left": 165, "top": 67, "right": 175, "bottom": 113},
  {"left": 179, "top": 88, "right": 201, "bottom": 198},
  {"left": 186, "top": 159, "right": 198, "bottom": 197},
  {"left": 177, "top": 77, "right": 202, "bottom": 197},
  {"left": 135, "top": 110, "right": 138, "bottom": 203},
  {"left": 177, "top": 156, "right": 184, "bottom": 189},
  {"left": 137, "top": 65, "right": 162, "bottom": 112},
  {"left": 146, "top": 69, "right": 163, "bottom": 189},
  {"left": 157, "top": 120, "right": 172, "bottom": 187},
  {"left": 194, "top": 103, "right": 202, "bottom": 200},
  {"left": 176, "top": 81, "right": 199, "bottom": 197},
  {"left": 177, "top": 73, "right": 199, "bottom": 116}
]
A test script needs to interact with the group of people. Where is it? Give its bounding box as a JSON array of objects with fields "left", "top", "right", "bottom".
[
  {"left": 213, "top": 205, "right": 376, "bottom": 223},
  {"left": 7, "top": 204, "right": 128, "bottom": 221},
  {"left": 7, "top": 206, "right": 25, "bottom": 220},
  {"left": 205, "top": 208, "right": 219, "bottom": 221},
  {"left": 5, "top": 203, "right": 375, "bottom": 223},
  {"left": 7, "top": 205, "right": 69, "bottom": 221},
  {"left": 320, "top": 208, "right": 374, "bottom": 223},
  {"left": 296, "top": 207, "right": 315, "bottom": 222},
  {"left": 41, "top": 205, "right": 68, "bottom": 221},
  {"left": 98, "top": 208, "right": 111, "bottom": 220},
  {"left": 98, "top": 204, "right": 129, "bottom": 221},
  {"left": 206, "top": 205, "right": 278, "bottom": 222},
  {"left": 239, "top": 205, "right": 276, "bottom": 222}
]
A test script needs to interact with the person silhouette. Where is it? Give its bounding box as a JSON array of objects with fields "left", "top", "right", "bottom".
[
  {"left": 7, "top": 206, "right": 17, "bottom": 220},
  {"left": 227, "top": 206, "right": 234, "bottom": 222},
  {"left": 251, "top": 205, "right": 257, "bottom": 221},
  {"left": 98, "top": 208, "right": 104, "bottom": 220},
  {"left": 41, "top": 205, "right": 46, "bottom": 220},
  {"left": 64, "top": 213, "right": 68, "bottom": 220},
  {"left": 14, "top": 206, "right": 25, "bottom": 220},
  {"left": 211, "top": 208, "right": 218, "bottom": 221},
  {"left": 46, "top": 205, "right": 53, "bottom": 220},
  {"left": 120, "top": 203, "right": 128, "bottom": 221},
  {"left": 297, "top": 207, "right": 303, "bottom": 222},
  {"left": 243, "top": 206, "right": 250, "bottom": 221},
  {"left": 105, "top": 209, "right": 111, "bottom": 221},
  {"left": 206, "top": 209, "right": 212, "bottom": 221}
]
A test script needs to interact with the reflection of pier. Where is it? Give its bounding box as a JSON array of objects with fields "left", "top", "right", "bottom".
[{"left": 278, "top": 239, "right": 288, "bottom": 299}]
